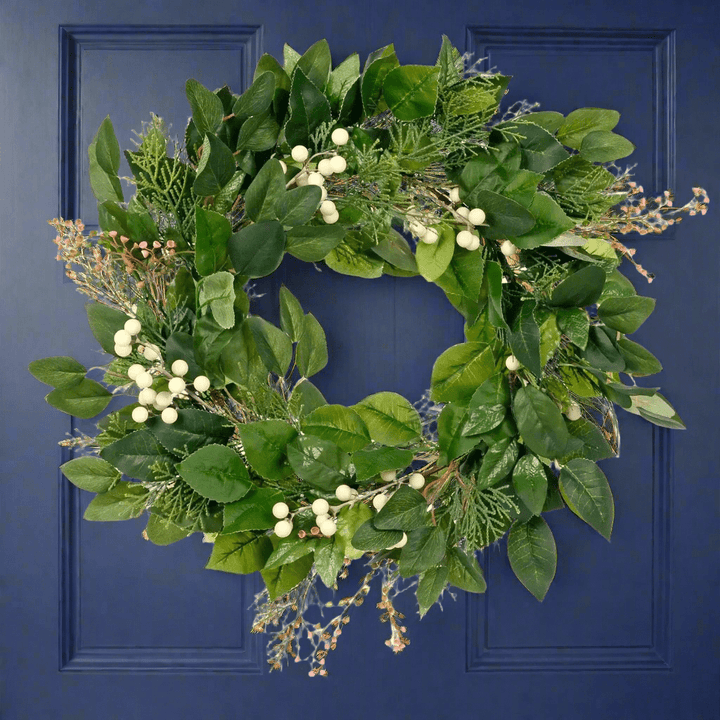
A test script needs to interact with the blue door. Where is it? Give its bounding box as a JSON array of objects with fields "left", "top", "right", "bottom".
[{"left": 2, "top": 1, "right": 718, "bottom": 717}]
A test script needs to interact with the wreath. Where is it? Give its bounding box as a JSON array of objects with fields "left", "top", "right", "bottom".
[{"left": 31, "top": 36, "right": 709, "bottom": 676}]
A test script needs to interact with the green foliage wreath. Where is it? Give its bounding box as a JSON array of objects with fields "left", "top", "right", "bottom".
[{"left": 31, "top": 36, "right": 709, "bottom": 676}]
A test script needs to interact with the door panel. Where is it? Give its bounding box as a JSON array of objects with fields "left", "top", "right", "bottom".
[{"left": 1, "top": 1, "right": 717, "bottom": 717}]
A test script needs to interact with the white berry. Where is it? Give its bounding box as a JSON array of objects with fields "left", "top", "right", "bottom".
[
  {"left": 114, "top": 344, "right": 132, "bottom": 357},
  {"left": 124, "top": 318, "right": 141, "bottom": 335},
  {"left": 295, "top": 171, "right": 309, "bottom": 186},
  {"left": 143, "top": 344, "right": 160, "bottom": 362},
  {"left": 274, "top": 519, "right": 293, "bottom": 538},
  {"left": 312, "top": 498, "right": 330, "bottom": 515},
  {"left": 329, "top": 155, "right": 347, "bottom": 174},
  {"left": 318, "top": 158, "right": 334, "bottom": 176},
  {"left": 127, "top": 363, "right": 145, "bottom": 380},
  {"left": 323, "top": 210, "right": 339, "bottom": 224},
  {"left": 408, "top": 472, "right": 425, "bottom": 490},
  {"left": 138, "top": 388, "right": 157, "bottom": 406},
  {"left": 390, "top": 532, "right": 408, "bottom": 549},
  {"left": 168, "top": 377, "right": 186, "bottom": 394},
  {"left": 307, "top": 171, "right": 324, "bottom": 186},
  {"left": 319, "top": 520, "right": 337, "bottom": 537},
  {"left": 171, "top": 359, "right": 189, "bottom": 377},
  {"left": 279, "top": 159, "right": 287, "bottom": 173},
  {"left": 272, "top": 501, "right": 290, "bottom": 519},
  {"left": 331, "top": 128, "right": 349, "bottom": 145},
  {"left": 467, "top": 235, "right": 481, "bottom": 252},
  {"left": 193, "top": 375, "right": 211, "bottom": 392},
  {"left": 500, "top": 240, "right": 518, "bottom": 257},
  {"left": 448, "top": 187, "right": 461, "bottom": 204},
  {"left": 135, "top": 371, "right": 153, "bottom": 389},
  {"left": 380, "top": 470, "right": 396, "bottom": 483},
  {"left": 291, "top": 145, "right": 308, "bottom": 162},
  {"left": 161, "top": 407, "right": 178, "bottom": 424},
  {"left": 315, "top": 513, "right": 330, "bottom": 524},
  {"left": 372, "top": 493, "right": 388, "bottom": 511},
  {"left": 468, "top": 208, "right": 486, "bottom": 225},
  {"left": 456, "top": 206, "right": 470, "bottom": 219},
  {"left": 456, "top": 230, "right": 475, "bottom": 248},
  {"left": 320, "top": 200, "right": 337, "bottom": 216},
  {"left": 409, "top": 221, "right": 427, "bottom": 238},
  {"left": 505, "top": 355, "right": 521, "bottom": 372},
  {"left": 320, "top": 186, "right": 328, "bottom": 201},
  {"left": 335, "top": 484, "right": 353, "bottom": 502},
  {"left": 154, "top": 391, "right": 173, "bottom": 409},
  {"left": 566, "top": 403, "right": 582, "bottom": 422},
  {"left": 131, "top": 406, "right": 149, "bottom": 423},
  {"left": 422, "top": 227, "right": 439, "bottom": 244},
  {"left": 114, "top": 329, "right": 132, "bottom": 346}
]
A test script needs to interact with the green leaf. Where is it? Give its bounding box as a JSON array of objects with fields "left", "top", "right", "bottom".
[
  {"left": 177, "top": 444, "right": 252, "bottom": 503},
  {"left": 195, "top": 206, "right": 231, "bottom": 276},
  {"left": 29, "top": 356, "right": 86, "bottom": 389},
  {"left": 261, "top": 552, "right": 314, "bottom": 599},
  {"left": 512, "top": 385, "right": 569, "bottom": 460},
  {"left": 557, "top": 108, "right": 620, "bottom": 150},
  {"left": 219, "top": 321, "right": 265, "bottom": 388},
  {"left": 582, "top": 326, "right": 625, "bottom": 372},
  {"left": 549, "top": 265, "right": 606, "bottom": 307},
  {"left": 352, "top": 446, "right": 414, "bottom": 482},
  {"left": 232, "top": 71, "right": 276, "bottom": 120},
  {"left": 563, "top": 417, "right": 615, "bottom": 462},
  {"left": 222, "top": 486, "right": 285, "bottom": 534},
  {"left": 415, "top": 224, "right": 455, "bottom": 281},
  {"left": 559, "top": 458, "right": 614, "bottom": 540},
  {"left": 185, "top": 78, "right": 224, "bottom": 136},
  {"left": 624, "top": 391, "right": 685, "bottom": 429},
  {"left": 373, "top": 485, "right": 429, "bottom": 532},
  {"left": 466, "top": 189, "right": 536, "bottom": 240},
  {"left": 296, "top": 313, "right": 328, "bottom": 378},
  {"left": 99, "top": 429, "right": 173, "bottom": 482},
  {"left": 617, "top": 337, "right": 662, "bottom": 376},
  {"left": 371, "top": 229, "right": 418, "bottom": 273},
  {"left": 383, "top": 64, "right": 439, "bottom": 121},
  {"left": 599, "top": 268, "right": 637, "bottom": 301},
  {"left": 538, "top": 312, "right": 561, "bottom": 366},
  {"left": 557, "top": 307, "right": 589, "bottom": 350},
  {"left": 302, "top": 405, "right": 371, "bottom": 453},
  {"left": 264, "top": 536, "right": 318, "bottom": 570},
  {"left": 244, "top": 159, "right": 286, "bottom": 222},
  {"left": 597, "top": 296, "right": 655, "bottom": 334},
  {"left": 399, "top": 525, "right": 447, "bottom": 577},
  {"left": 435, "top": 247, "right": 486, "bottom": 321},
  {"left": 484, "top": 260, "right": 509, "bottom": 331},
  {"left": 236, "top": 110, "right": 280, "bottom": 152},
  {"left": 146, "top": 408, "right": 235, "bottom": 456},
  {"left": 580, "top": 130, "right": 635, "bottom": 163},
  {"left": 206, "top": 531, "right": 273, "bottom": 575},
  {"left": 463, "top": 373, "right": 510, "bottom": 435},
  {"left": 336, "top": 503, "right": 374, "bottom": 560},
  {"left": 325, "top": 243, "right": 384, "bottom": 279},
  {"left": 314, "top": 538, "right": 346, "bottom": 588},
  {"left": 296, "top": 38, "right": 332, "bottom": 90},
  {"left": 88, "top": 116, "right": 124, "bottom": 203},
  {"left": 46, "top": 379, "right": 112, "bottom": 419},
  {"left": 512, "top": 192, "right": 575, "bottom": 249},
  {"left": 327, "top": 52, "right": 361, "bottom": 112},
  {"left": 193, "top": 134, "right": 236, "bottom": 197},
  {"left": 435, "top": 34, "right": 463, "bottom": 87},
  {"left": 431, "top": 343, "right": 496, "bottom": 404},
  {"left": 83, "top": 481, "right": 148, "bottom": 521},
  {"left": 286, "top": 435, "right": 353, "bottom": 492},
  {"left": 279, "top": 285, "right": 305, "bottom": 341},
  {"left": 198, "top": 271, "right": 236, "bottom": 329},
  {"left": 245, "top": 316, "right": 292, "bottom": 377},
  {"left": 351, "top": 519, "right": 403, "bottom": 551},
  {"left": 60, "top": 456, "right": 120, "bottom": 493},
  {"left": 512, "top": 454, "right": 548, "bottom": 515},
  {"left": 507, "top": 516, "right": 557, "bottom": 601},
  {"left": 361, "top": 46, "right": 400, "bottom": 116},
  {"left": 500, "top": 120, "right": 570, "bottom": 173},
  {"left": 353, "top": 392, "right": 422, "bottom": 446},
  {"left": 276, "top": 185, "right": 322, "bottom": 226},
  {"left": 477, "top": 438, "right": 518, "bottom": 489},
  {"left": 86, "top": 302, "right": 128, "bottom": 354},
  {"left": 502, "top": 169, "right": 544, "bottom": 208},
  {"left": 228, "top": 221, "right": 286, "bottom": 278},
  {"left": 285, "top": 224, "right": 346, "bottom": 262},
  {"left": 284, "top": 67, "right": 332, "bottom": 148},
  {"left": 508, "top": 301, "right": 542, "bottom": 378},
  {"left": 237, "top": 419, "right": 298, "bottom": 481},
  {"left": 417, "top": 563, "right": 449, "bottom": 617},
  {"left": 522, "top": 111, "right": 564, "bottom": 134},
  {"left": 288, "top": 378, "right": 328, "bottom": 417},
  {"left": 144, "top": 514, "right": 190, "bottom": 545},
  {"left": 437, "top": 404, "right": 478, "bottom": 466},
  {"left": 446, "top": 547, "right": 486, "bottom": 593}
]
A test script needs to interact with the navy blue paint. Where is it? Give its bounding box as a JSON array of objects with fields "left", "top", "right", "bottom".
[{"left": 1, "top": 1, "right": 718, "bottom": 718}]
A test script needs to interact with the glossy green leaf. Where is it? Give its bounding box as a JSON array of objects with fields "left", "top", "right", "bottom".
[
  {"left": 99, "top": 429, "right": 173, "bottom": 482},
  {"left": 508, "top": 301, "right": 542, "bottom": 378},
  {"left": 29, "top": 356, "right": 86, "bottom": 389},
  {"left": 207, "top": 531, "right": 273, "bottom": 575},
  {"left": 597, "top": 296, "right": 655, "bottom": 334},
  {"left": 437, "top": 403, "right": 478, "bottom": 466},
  {"left": 264, "top": 536, "right": 318, "bottom": 570},
  {"left": 88, "top": 116, "right": 124, "bottom": 203},
  {"left": 60, "top": 456, "right": 120, "bottom": 493},
  {"left": 288, "top": 378, "right": 328, "bottom": 417},
  {"left": 507, "top": 516, "right": 557, "bottom": 601},
  {"left": 522, "top": 111, "right": 564, "bottom": 134},
  {"left": 302, "top": 405, "right": 371, "bottom": 453},
  {"left": 314, "top": 538, "right": 346, "bottom": 588},
  {"left": 431, "top": 343, "right": 496, "bottom": 404},
  {"left": 502, "top": 120, "right": 570, "bottom": 173},
  {"left": 484, "top": 260, "right": 509, "bottom": 330},
  {"left": 559, "top": 458, "right": 614, "bottom": 540},
  {"left": 557, "top": 108, "right": 620, "bottom": 149},
  {"left": 177, "top": 444, "right": 252, "bottom": 503},
  {"left": 219, "top": 321, "right": 265, "bottom": 388},
  {"left": 372, "top": 229, "right": 418, "bottom": 273},
  {"left": 144, "top": 514, "right": 191, "bottom": 545},
  {"left": 146, "top": 408, "right": 235, "bottom": 456},
  {"left": 198, "top": 271, "right": 235, "bottom": 329},
  {"left": 512, "top": 385, "right": 569, "bottom": 460},
  {"left": 353, "top": 392, "right": 422, "bottom": 446},
  {"left": 477, "top": 438, "right": 518, "bottom": 489},
  {"left": 284, "top": 67, "right": 332, "bottom": 148},
  {"left": 276, "top": 185, "right": 322, "bottom": 226},
  {"left": 399, "top": 525, "right": 447, "bottom": 577},
  {"left": 417, "top": 563, "right": 449, "bottom": 617},
  {"left": 285, "top": 224, "right": 346, "bottom": 262},
  {"left": 361, "top": 46, "right": 399, "bottom": 116},
  {"left": 236, "top": 110, "right": 280, "bottom": 152},
  {"left": 244, "top": 159, "right": 286, "bottom": 222},
  {"left": 580, "top": 130, "right": 635, "bottom": 163},
  {"left": 237, "top": 419, "right": 298, "bottom": 481},
  {"left": 221, "top": 486, "right": 285, "bottom": 534},
  {"left": 83, "top": 481, "right": 148, "bottom": 522},
  {"left": 383, "top": 64, "right": 439, "bottom": 120},
  {"left": 46, "top": 379, "right": 112, "bottom": 419},
  {"left": 245, "top": 316, "right": 292, "bottom": 376},
  {"left": 186, "top": 78, "right": 224, "bottom": 135},
  {"left": 261, "top": 552, "right": 314, "bottom": 599},
  {"left": 557, "top": 307, "right": 590, "bottom": 350},
  {"left": 286, "top": 435, "right": 353, "bottom": 492},
  {"left": 327, "top": 52, "right": 361, "bottom": 111},
  {"left": 582, "top": 325, "right": 625, "bottom": 372},
  {"left": 512, "top": 454, "right": 548, "bottom": 515},
  {"left": 463, "top": 373, "right": 509, "bottom": 435},
  {"left": 374, "top": 485, "right": 429, "bottom": 532},
  {"left": 195, "top": 206, "right": 231, "bottom": 276},
  {"left": 86, "top": 302, "right": 128, "bottom": 354},
  {"left": 415, "top": 223, "right": 455, "bottom": 281},
  {"left": 469, "top": 189, "right": 536, "bottom": 240},
  {"left": 279, "top": 285, "right": 305, "bottom": 342},
  {"left": 435, "top": 247, "right": 486, "bottom": 321},
  {"left": 193, "top": 134, "right": 236, "bottom": 197},
  {"left": 336, "top": 503, "right": 374, "bottom": 560},
  {"left": 296, "top": 313, "right": 328, "bottom": 377},
  {"left": 512, "top": 192, "right": 575, "bottom": 249},
  {"left": 446, "top": 547, "right": 486, "bottom": 593},
  {"left": 232, "top": 71, "right": 276, "bottom": 120},
  {"left": 617, "top": 337, "right": 662, "bottom": 376},
  {"left": 549, "top": 265, "right": 606, "bottom": 307},
  {"left": 351, "top": 519, "right": 404, "bottom": 551},
  {"left": 352, "top": 446, "right": 415, "bottom": 482},
  {"left": 625, "top": 391, "right": 685, "bottom": 429}
]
